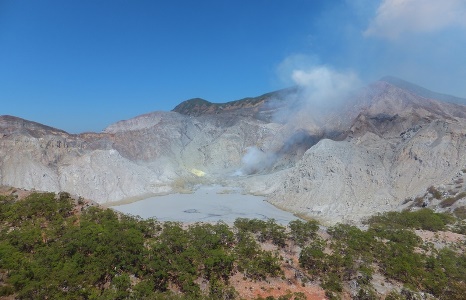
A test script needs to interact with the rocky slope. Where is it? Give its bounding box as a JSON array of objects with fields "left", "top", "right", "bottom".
[
  {"left": 1, "top": 78, "right": 466, "bottom": 223},
  {"left": 269, "top": 81, "right": 466, "bottom": 223}
]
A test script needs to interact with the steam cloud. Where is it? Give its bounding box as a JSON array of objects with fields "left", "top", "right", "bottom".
[
  {"left": 274, "top": 57, "right": 362, "bottom": 126},
  {"left": 235, "top": 146, "right": 276, "bottom": 176},
  {"left": 237, "top": 0, "right": 466, "bottom": 175},
  {"left": 237, "top": 62, "right": 361, "bottom": 176},
  {"left": 291, "top": 64, "right": 361, "bottom": 108}
]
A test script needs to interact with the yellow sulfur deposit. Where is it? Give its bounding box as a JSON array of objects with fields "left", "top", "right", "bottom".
[{"left": 190, "top": 168, "right": 206, "bottom": 177}]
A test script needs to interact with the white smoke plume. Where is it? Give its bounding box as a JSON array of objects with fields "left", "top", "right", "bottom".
[
  {"left": 274, "top": 55, "right": 363, "bottom": 127},
  {"left": 236, "top": 58, "right": 362, "bottom": 176},
  {"left": 237, "top": 0, "right": 466, "bottom": 177},
  {"left": 291, "top": 64, "right": 361, "bottom": 109},
  {"left": 235, "top": 146, "right": 277, "bottom": 176}
]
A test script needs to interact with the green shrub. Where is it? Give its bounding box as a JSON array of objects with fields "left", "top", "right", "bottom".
[
  {"left": 321, "top": 273, "right": 343, "bottom": 293},
  {"left": 288, "top": 219, "right": 319, "bottom": 247},
  {"left": 2, "top": 191, "right": 465, "bottom": 299},
  {"left": 299, "top": 239, "right": 327, "bottom": 277},
  {"left": 234, "top": 218, "right": 287, "bottom": 247},
  {"left": 384, "top": 290, "right": 404, "bottom": 300},
  {"left": 365, "top": 209, "right": 454, "bottom": 231}
]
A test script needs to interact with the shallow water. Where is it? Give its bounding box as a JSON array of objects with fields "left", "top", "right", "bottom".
[{"left": 110, "top": 185, "right": 299, "bottom": 224}]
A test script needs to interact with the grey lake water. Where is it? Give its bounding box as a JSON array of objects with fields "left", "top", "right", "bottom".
[{"left": 110, "top": 185, "right": 299, "bottom": 224}]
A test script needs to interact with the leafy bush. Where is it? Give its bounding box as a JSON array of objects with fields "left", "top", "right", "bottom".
[
  {"left": 299, "top": 238, "right": 327, "bottom": 277},
  {"left": 234, "top": 218, "right": 287, "bottom": 247},
  {"left": 235, "top": 231, "right": 282, "bottom": 280},
  {"left": 288, "top": 219, "right": 319, "bottom": 247},
  {"left": 1, "top": 191, "right": 465, "bottom": 299},
  {"left": 365, "top": 209, "right": 454, "bottom": 231}
]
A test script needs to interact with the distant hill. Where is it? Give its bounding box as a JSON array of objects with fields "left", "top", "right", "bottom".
[
  {"left": 172, "top": 87, "right": 297, "bottom": 120},
  {"left": 381, "top": 76, "right": 466, "bottom": 105}
]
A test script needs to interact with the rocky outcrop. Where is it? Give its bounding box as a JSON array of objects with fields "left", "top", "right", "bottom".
[
  {"left": 269, "top": 82, "right": 466, "bottom": 223},
  {"left": 1, "top": 78, "right": 466, "bottom": 223}
]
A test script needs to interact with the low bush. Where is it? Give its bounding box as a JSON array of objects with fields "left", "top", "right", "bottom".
[
  {"left": 428, "top": 186, "right": 442, "bottom": 199},
  {"left": 439, "top": 197, "right": 457, "bottom": 208},
  {"left": 365, "top": 209, "right": 454, "bottom": 231},
  {"left": 2, "top": 192, "right": 465, "bottom": 299}
]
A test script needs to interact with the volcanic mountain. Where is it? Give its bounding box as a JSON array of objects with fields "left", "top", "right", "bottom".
[{"left": 1, "top": 77, "right": 466, "bottom": 223}]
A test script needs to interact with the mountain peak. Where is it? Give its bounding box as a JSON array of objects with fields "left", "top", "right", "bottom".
[{"left": 380, "top": 76, "right": 466, "bottom": 105}]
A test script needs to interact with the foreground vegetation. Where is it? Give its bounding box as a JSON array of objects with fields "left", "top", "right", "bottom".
[{"left": 0, "top": 192, "right": 465, "bottom": 299}]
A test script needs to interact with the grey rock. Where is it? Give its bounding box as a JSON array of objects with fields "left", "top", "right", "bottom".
[{"left": 2, "top": 79, "right": 466, "bottom": 224}]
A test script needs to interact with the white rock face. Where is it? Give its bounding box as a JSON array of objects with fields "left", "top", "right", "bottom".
[
  {"left": 58, "top": 150, "right": 163, "bottom": 202},
  {"left": 1, "top": 80, "right": 466, "bottom": 223},
  {"left": 269, "top": 84, "right": 466, "bottom": 223},
  {"left": 0, "top": 112, "right": 284, "bottom": 203},
  {"left": 270, "top": 138, "right": 391, "bottom": 224}
]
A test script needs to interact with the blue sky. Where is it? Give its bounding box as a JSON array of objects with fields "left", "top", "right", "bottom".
[{"left": 1, "top": 0, "right": 466, "bottom": 133}]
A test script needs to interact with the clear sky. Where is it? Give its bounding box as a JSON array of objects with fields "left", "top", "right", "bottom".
[{"left": 1, "top": 0, "right": 466, "bottom": 133}]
